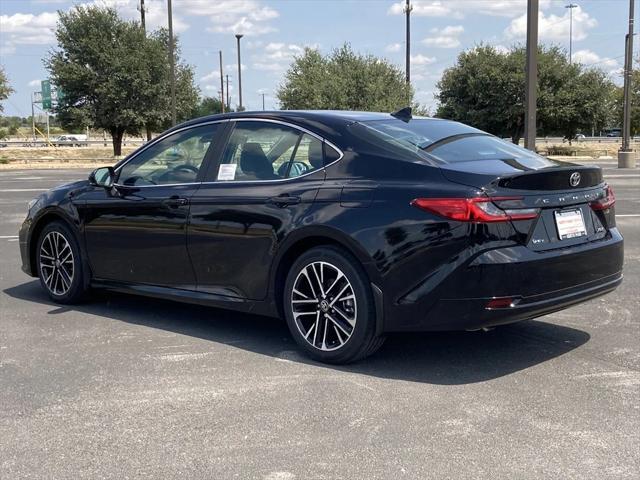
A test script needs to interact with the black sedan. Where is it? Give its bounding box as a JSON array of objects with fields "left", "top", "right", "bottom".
[{"left": 19, "top": 110, "right": 623, "bottom": 363}]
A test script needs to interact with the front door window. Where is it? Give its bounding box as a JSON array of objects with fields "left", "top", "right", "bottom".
[{"left": 118, "top": 124, "right": 218, "bottom": 186}]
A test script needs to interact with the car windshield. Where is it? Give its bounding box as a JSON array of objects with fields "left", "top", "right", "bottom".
[
  {"left": 358, "top": 118, "right": 482, "bottom": 153},
  {"left": 427, "top": 134, "right": 547, "bottom": 164}
]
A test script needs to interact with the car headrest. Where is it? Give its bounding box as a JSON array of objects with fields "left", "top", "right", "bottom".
[
  {"left": 240, "top": 143, "right": 276, "bottom": 179},
  {"left": 308, "top": 140, "right": 324, "bottom": 169}
]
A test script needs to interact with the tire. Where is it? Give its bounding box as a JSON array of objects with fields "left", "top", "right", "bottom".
[
  {"left": 36, "top": 221, "right": 88, "bottom": 304},
  {"left": 283, "top": 246, "right": 385, "bottom": 364}
]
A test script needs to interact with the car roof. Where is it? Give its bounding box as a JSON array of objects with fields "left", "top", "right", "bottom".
[
  {"left": 176, "top": 110, "right": 453, "bottom": 142},
  {"left": 185, "top": 109, "right": 459, "bottom": 126}
]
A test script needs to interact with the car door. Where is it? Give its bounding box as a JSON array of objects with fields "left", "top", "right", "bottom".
[
  {"left": 78, "top": 122, "right": 224, "bottom": 287},
  {"left": 188, "top": 119, "right": 330, "bottom": 300}
]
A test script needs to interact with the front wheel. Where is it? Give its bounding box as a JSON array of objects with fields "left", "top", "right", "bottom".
[
  {"left": 36, "top": 221, "right": 88, "bottom": 304},
  {"left": 283, "top": 246, "right": 385, "bottom": 364}
]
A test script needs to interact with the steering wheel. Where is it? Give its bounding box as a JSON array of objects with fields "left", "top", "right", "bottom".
[
  {"left": 122, "top": 175, "right": 156, "bottom": 186},
  {"left": 172, "top": 164, "right": 199, "bottom": 173}
]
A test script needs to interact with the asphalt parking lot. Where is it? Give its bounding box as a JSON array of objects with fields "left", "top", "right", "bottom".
[{"left": 1, "top": 165, "right": 639, "bottom": 479}]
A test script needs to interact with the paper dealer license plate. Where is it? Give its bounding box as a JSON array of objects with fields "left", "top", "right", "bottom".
[{"left": 554, "top": 209, "right": 587, "bottom": 240}]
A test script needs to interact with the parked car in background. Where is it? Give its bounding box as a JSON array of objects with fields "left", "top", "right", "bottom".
[
  {"left": 19, "top": 110, "right": 624, "bottom": 363},
  {"left": 53, "top": 135, "right": 87, "bottom": 147}
]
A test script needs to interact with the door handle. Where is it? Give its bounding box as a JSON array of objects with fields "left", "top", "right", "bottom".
[
  {"left": 268, "top": 194, "right": 301, "bottom": 207},
  {"left": 163, "top": 196, "right": 189, "bottom": 207}
]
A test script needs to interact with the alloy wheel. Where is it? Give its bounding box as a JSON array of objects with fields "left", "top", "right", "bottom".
[
  {"left": 291, "top": 261, "right": 357, "bottom": 351},
  {"left": 39, "top": 231, "right": 75, "bottom": 296}
]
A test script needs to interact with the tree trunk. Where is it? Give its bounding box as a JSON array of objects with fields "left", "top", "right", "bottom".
[
  {"left": 511, "top": 121, "right": 525, "bottom": 145},
  {"left": 146, "top": 125, "right": 152, "bottom": 141},
  {"left": 110, "top": 127, "right": 124, "bottom": 157}
]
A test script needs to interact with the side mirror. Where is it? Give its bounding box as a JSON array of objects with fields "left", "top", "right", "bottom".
[{"left": 89, "top": 166, "right": 115, "bottom": 188}]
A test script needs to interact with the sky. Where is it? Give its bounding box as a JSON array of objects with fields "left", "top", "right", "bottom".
[{"left": 0, "top": 0, "right": 634, "bottom": 118}]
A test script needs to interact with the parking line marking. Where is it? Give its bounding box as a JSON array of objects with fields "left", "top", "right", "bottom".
[
  {"left": 616, "top": 214, "right": 640, "bottom": 217},
  {"left": 0, "top": 235, "right": 19, "bottom": 239},
  {"left": 604, "top": 174, "right": 640, "bottom": 178}
]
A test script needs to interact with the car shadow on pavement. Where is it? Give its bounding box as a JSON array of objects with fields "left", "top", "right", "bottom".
[{"left": 4, "top": 281, "right": 591, "bottom": 385}]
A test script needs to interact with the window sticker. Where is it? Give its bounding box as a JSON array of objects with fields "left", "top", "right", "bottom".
[{"left": 217, "top": 164, "right": 237, "bottom": 181}]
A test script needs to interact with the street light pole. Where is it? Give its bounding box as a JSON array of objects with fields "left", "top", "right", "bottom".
[
  {"left": 261, "top": 93, "right": 265, "bottom": 111},
  {"left": 167, "top": 0, "right": 176, "bottom": 125},
  {"left": 565, "top": 3, "right": 578, "bottom": 64},
  {"left": 524, "top": 0, "right": 539, "bottom": 151},
  {"left": 219, "top": 50, "right": 225, "bottom": 114},
  {"left": 404, "top": 0, "right": 412, "bottom": 86},
  {"left": 236, "top": 34, "right": 244, "bottom": 111},
  {"left": 619, "top": 0, "right": 636, "bottom": 168},
  {"left": 226, "top": 75, "right": 230, "bottom": 110}
]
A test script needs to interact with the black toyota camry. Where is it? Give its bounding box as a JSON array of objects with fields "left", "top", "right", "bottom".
[{"left": 19, "top": 110, "right": 623, "bottom": 363}]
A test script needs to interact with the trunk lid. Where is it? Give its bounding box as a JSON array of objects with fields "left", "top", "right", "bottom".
[{"left": 439, "top": 160, "right": 614, "bottom": 252}]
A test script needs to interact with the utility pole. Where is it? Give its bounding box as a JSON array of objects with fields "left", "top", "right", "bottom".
[
  {"left": 565, "top": 3, "right": 578, "bottom": 64},
  {"left": 236, "top": 34, "right": 244, "bottom": 111},
  {"left": 261, "top": 93, "right": 266, "bottom": 111},
  {"left": 524, "top": 0, "right": 539, "bottom": 151},
  {"left": 404, "top": 0, "right": 412, "bottom": 86},
  {"left": 167, "top": 0, "right": 176, "bottom": 126},
  {"left": 619, "top": 0, "right": 636, "bottom": 168},
  {"left": 30, "top": 93, "right": 36, "bottom": 143},
  {"left": 226, "top": 75, "right": 230, "bottom": 110},
  {"left": 138, "top": 0, "right": 146, "bottom": 32},
  {"left": 219, "top": 50, "right": 225, "bottom": 113}
]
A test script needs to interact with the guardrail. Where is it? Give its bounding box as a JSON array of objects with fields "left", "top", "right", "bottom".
[{"left": 0, "top": 140, "right": 146, "bottom": 147}]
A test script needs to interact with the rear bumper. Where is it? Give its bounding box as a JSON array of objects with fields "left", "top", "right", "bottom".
[
  {"left": 384, "top": 228, "right": 624, "bottom": 332},
  {"left": 423, "top": 271, "right": 622, "bottom": 331}
]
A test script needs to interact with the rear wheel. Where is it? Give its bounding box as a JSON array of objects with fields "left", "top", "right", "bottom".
[
  {"left": 36, "top": 221, "right": 88, "bottom": 304},
  {"left": 283, "top": 246, "right": 385, "bottom": 364}
]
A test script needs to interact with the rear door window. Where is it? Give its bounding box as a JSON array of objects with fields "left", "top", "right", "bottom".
[{"left": 216, "top": 121, "right": 326, "bottom": 181}]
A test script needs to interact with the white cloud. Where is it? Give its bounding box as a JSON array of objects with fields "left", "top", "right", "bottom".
[
  {"left": 178, "top": 0, "right": 278, "bottom": 36},
  {"left": 388, "top": 1, "right": 454, "bottom": 18},
  {"left": 251, "top": 42, "right": 306, "bottom": 74},
  {"left": 572, "top": 49, "right": 622, "bottom": 80},
  {"left": 28, "top": 79, "right": 43, "bottom": 87},
  {"left": 572, "top": 50, "right": 619, "bottom": 69},
  {"left": 0, "top": 12, "right": 57, "bottom": 54},
  {"left": 200, "top": 65, "right": 246, "bottom": 83},
  {"left": 97, "top": 0, "right": 189, "bottom": 33},
  {"left": 411, "top": 54, "right": 437, "bottom": 66},
  {"left": 388, "top": 1, "right": 551, "bottom": 19},
  {"left": 385, "top": 43, "right": 402, "bottom": 53},
  {"left": 423, "top": 25, "right": 463, "bottom": 48},
  {"left": 505, "top": 6, "right": 597, "bottom": 42},
  {"left": 264, "top": 42, "right": 304, "bottom": 60}
]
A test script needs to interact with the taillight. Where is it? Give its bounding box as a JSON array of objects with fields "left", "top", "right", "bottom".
[
  {"left": 411, "top": 196, "right": 539, "bottom": 223},
  {"left": 590, "top": 185, "right": 615, "bottom": 211}
]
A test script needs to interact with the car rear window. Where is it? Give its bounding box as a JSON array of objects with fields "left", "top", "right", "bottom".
[
  {"left": 427, "top": 134, "right": 546, "bottom": 163},
  {"left": 358, "top": 118, "right": 482, "bottom": 152}
]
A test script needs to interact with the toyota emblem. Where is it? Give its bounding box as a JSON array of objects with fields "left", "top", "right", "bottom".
[{"left": 569, "top": 172, "right": 581, "bottom": 187}]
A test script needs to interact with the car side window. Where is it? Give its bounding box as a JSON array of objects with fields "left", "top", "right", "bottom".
[
  {"left": 118, "top": 124, "right": 218, "bottom": 186},
  {"left": 216, "top": 121, "right": 324, "bottom": 181},
  {"left": 287, "top": 134, "right": 324, "bottom": 178}
]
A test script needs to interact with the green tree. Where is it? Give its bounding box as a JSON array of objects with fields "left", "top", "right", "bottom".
[
  {"left": 192, "top": 96, "right": 234, "bottom": 117},
  {"left": 46, "top": 6, "right": 198, "bottom": 155},
  {"left": 277, "top": 44, "right": 414, "bottom": 112},
  {"left": 0, "top": 66, "right": 14, "bottom": 113},
  {"left": 436, "top": 45, "right": 615, "bottom": 144}
]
